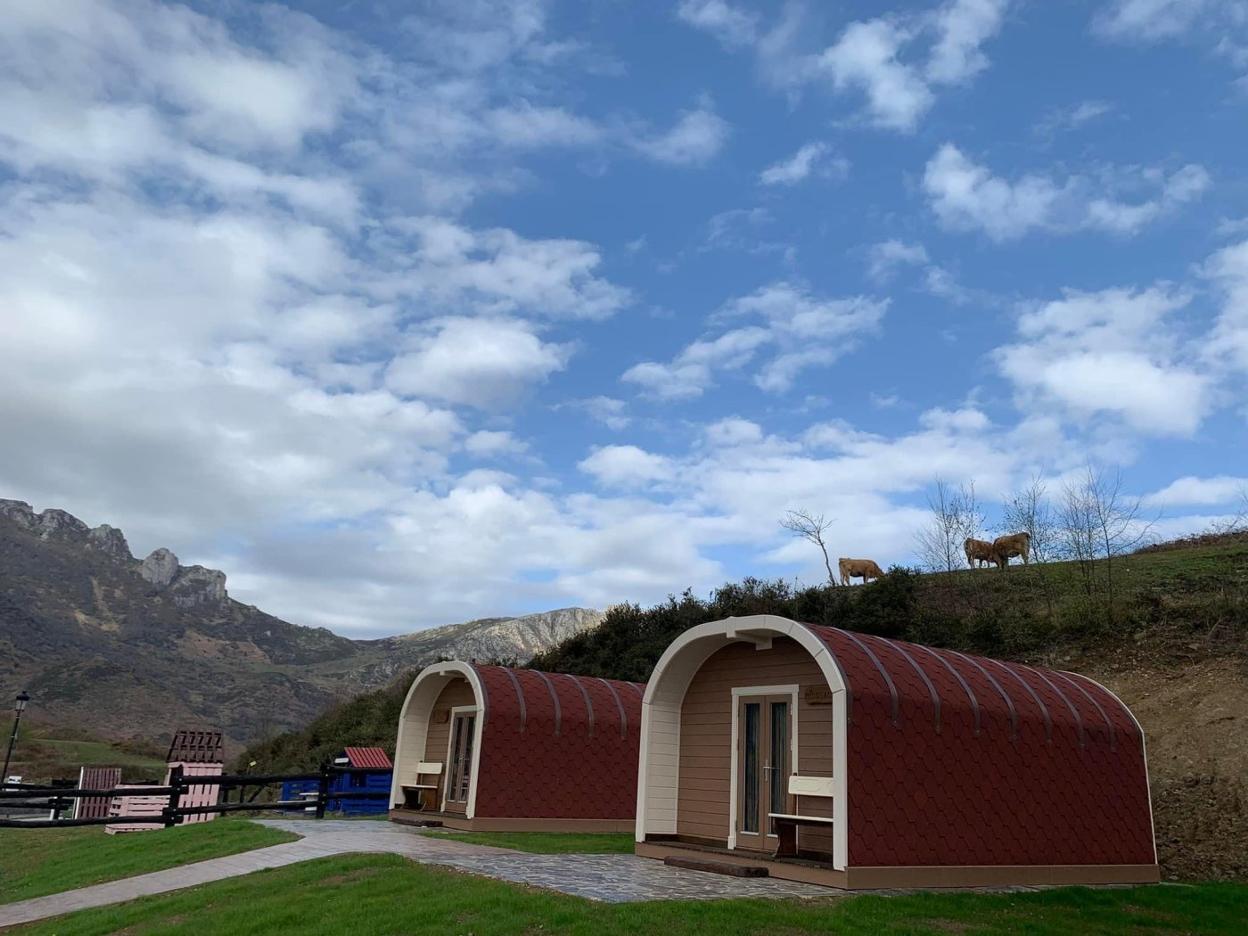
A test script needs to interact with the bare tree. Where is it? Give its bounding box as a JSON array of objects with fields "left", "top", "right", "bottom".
[
  {"left": 1207, "top": 485, "right": 1248, "bottom": 535},
  {"left": 1001, "top": 474, "right": 1058, "bottom": 563},
  {"left": 1059, "top": 464, "right": 1153, "bottom": 623},
  {"left": 780, "top": 509, "right": 837, "bottom": 586},
  {"left": 915, "top": 479, "right": 985, "bottom": 573}
]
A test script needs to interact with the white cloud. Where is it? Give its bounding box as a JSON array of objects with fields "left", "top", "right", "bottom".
[
  {"left": 759, "top": 141, "right": 848, "bottom": 186},
  {"left": 919, "top": 406, "right": 991, "bottom": 433},
  {"left": 1144, "top": 475, "right": 1248, "bottom": 507},
  {"left": 1202, "top": 238, "right": 1248, "bottom": 373},
  {"left": 483, "top": 103, "right": 605, "bottom": 148},
  {"left": 995, "top": 287, "right": 1212, "bottom": 436},
  {"left": 383, "top": 217, "right": 632, "bottom": 321},
  {"left": 867, "top": 240, "right": 930, "bottom": 280},
  {"left": 676, "top": 0, "right": 759, "bottom": 49},
  {"left": 818, "top": 19, "right": 935, "bottom": 131},
  {"left": 632, "top": 105, "right": 731, "bottom": 166},
  {"left": 386, "top": 318, "right": 571, "bottom": 409},
  {"left": 625, "top": 283, "right": 887, "bottom": 399},
  {"left": 579, "top": 445, "right": 674, "bottom": 487},
  {"left": 1094, "top": 0, "right": 1211, "bottom": 42},
  {"left": 1035, "top": 100, "right": 1115, "bottom": 137},
  {"left": 622, "top": 327, "right": 771, "bottom": 400},
  {"left": 923, "top": 144, "right": 1211, "bottom": 240},
  {"left": 752, "top": 1, "right": 1009, "bottom": 132},
  {"left": 560, "top": 396, "right": 632, "bottom": 431},
  {"left": 926, "top": 0, "right": 1011, "bottom": 84},
  {"left": 465, "top": 430, "right": 528, "bottom": 457}
]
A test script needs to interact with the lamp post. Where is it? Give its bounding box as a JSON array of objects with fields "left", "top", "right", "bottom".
[{"left": 2, "top": 691, "right": 31, "bottom": 789}]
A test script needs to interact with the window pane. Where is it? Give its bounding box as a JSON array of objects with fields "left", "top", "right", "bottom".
[
  {"left": 769, "top": 702, "right": 788, "bottom": 833},
  {"left": 448, "top": 714, "right": 474, "bottom": 803},
  {"left": 458, "top": 716, "right": 475, "bottom": 800},
  {"left": 742, "top": 702, "right": 760, "bottom": 834}
]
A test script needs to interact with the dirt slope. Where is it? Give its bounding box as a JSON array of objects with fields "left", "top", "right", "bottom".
[{"left": 1089, "top": 658, "right": 1248, "bottom": 880}]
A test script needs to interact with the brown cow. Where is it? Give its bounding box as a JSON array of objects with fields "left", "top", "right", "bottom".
[
  {"left": 992, "top": 532, "right": 1031, "bottom": 568},
  {"left": 964, "top": 537, "right": 996, "bottom": 569},
  {"left": 839, "top": 558, "right": 884, "bottom": 586}
]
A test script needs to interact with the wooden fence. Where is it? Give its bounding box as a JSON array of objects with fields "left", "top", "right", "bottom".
[{"left": 0, "top": 764, "right": 391, "bottom": 829}]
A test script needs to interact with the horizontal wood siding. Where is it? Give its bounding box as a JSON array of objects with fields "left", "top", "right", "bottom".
[
  {"left": 424, "top": 678, "right": 476, "bottom": 815},
  {"left": 677, "top": 637, "right": 836, "bottom": 854}
]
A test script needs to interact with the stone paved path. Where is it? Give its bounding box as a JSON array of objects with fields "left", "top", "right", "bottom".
[{"left": 0, "top": 819, "right": 833, "bottom": 928}]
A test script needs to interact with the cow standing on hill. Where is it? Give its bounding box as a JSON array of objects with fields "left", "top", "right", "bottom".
[
  {"left": 992, "top": 532, "right": 1031, "bottom": 568},
  {"left": 964, "top": 537, "right": 996, "bottom": 568},
  {"left": 839, "top": 558, "right": 884, "bottom": 585}
]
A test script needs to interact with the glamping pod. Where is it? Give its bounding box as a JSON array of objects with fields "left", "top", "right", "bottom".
[
  {"left": 391, "top": 661, "right": 645, "bottom": 831},
  {"left": 636, "top": 615, "right": 1158, "bottom": 889}
]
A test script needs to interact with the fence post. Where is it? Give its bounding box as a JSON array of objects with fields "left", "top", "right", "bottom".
[
  {"left": 164, "top": 765, "right": 183, "bottom": 829},
  {"left": 315, "top": 762, "right": 330, "bottom": 820}
]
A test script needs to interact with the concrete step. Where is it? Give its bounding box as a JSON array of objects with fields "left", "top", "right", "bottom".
[
  {"left": 663, "top": 855, "right": 769, "bottom": 878},
  {"left": 389, "top": 815, "right": 444, "bottom": 829}
]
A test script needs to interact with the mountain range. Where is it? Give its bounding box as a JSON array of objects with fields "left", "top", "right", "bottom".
[{"left": 0, "top": 499, "right": 602, "bottom": 749}]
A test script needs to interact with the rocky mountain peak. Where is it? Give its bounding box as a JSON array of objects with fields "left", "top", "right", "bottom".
[
  {"left": 140, "top": 547, "right": 228, "bottom": 606},
  {"left": 87, "top": 524, "right": 131, "bottom": 560},
  {"left": 0, "top": 500, "right": 132, "bottom": 560},
  {"left": 141, "top": 547, "right": 180, "bottom": 587}
]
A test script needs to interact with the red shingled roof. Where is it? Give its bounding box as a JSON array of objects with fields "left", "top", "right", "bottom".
[
  {"left": 804, "top": 624, "right": 1155, "bottom": 868},
  {"left": 469, "top": 665, "right": 644, "bottom": 821},
  {"left": 343, "top": 747, "right": 392, "bottom": 770}
]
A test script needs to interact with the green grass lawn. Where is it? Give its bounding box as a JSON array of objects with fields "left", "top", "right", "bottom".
[
  {"left": 0, "top": 819, "right": 298, "bottom": 905},
  {"left": 428, "top": 830, "right": 635, "bottom": 853},
  {"left": 12, "top": 854, "right": 1247, "bottom": 936}
]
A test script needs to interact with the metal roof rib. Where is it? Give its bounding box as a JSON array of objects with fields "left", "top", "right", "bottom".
[
  {"left": 597, "top": 677, "right": 628, "bottom": 738},
  {"left": 1025, "top": 665, "right": 1086, "bottom": 749},
  {"left": 988, "top": 658, "right": 1053, "bottom": 744},
  {"left": 500, "top": 666, "right": 528, "bottom": 733},
  {"left": 833, "top": 627, "right": 901, "bottom": 726},
  {"left": 915, "top": 644, "right": 978, "bottom": 736},
  {"left": 562, "top": 674, "right": 595, "bottom": 736},
  {"left": 888, "top": 639, "right": 943, "bottom": 733},
  {"left": 1053, "top": 671, "right": 1117, "bottom": 750},
  {"left": 948, "top": 649, "right": 1017, "bottom": 741},
  {"left": 533, "top": 670, "right": 563, "bottom": 736},
  {"left": 1057, "top": 671, "right": 1120, "bottom": 751}
]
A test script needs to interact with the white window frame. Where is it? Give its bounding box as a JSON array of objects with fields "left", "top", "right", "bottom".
[
  {"left": 728, "top": 684, "right": 799, "bottom": 851},
  {"left": 442, "top": 705, "right": 479, "bottom": 812}
]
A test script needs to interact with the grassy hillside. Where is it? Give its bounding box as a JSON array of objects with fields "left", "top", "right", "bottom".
[
  {"left": 239, "top": 672, "right": 415, "bottom": 773},
  {"left": 6, "top": 726, "right": 167, "bottom": 784},
  {"left": 532, "top": 535, "right": 1248, "bottom": 679}
]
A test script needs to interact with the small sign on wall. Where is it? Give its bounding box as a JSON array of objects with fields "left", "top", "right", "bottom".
[
  {"left": 803, "top": 685, "right": 835, "bottom": 705},
  {"left": 433, "top": 708, "right": 450, "bottom": 724}
]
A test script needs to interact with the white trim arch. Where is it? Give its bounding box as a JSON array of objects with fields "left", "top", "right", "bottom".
[
  {"left": 635, "top": 615, "right": 849, "bottom": 870},
  {"left": 391, "top": 661, "right": 486, "bottom": 819}
]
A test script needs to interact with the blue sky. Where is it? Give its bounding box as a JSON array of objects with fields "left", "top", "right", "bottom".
[{"left": 1, "top": 0, "right": 1246, "bottom": 636}]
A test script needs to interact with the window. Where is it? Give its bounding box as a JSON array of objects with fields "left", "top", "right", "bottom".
[{"left": 742, "top": 702, "right": 760, "bottom": 834}]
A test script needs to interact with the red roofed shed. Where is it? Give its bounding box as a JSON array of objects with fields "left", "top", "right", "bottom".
[
  {"left": 636, "top": 615, "right": 1158, "bottom": 889},
  {"left": 391, "top": 661, "right": 644, "bottom": 831},
  {"left": 343, "top": 747, "right": 393, "bottom": 770}
]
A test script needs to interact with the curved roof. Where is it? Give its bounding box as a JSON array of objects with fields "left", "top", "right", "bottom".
[
  {"left": 638, "top": 615, "right": 1155, "bottom": 870},
  {"left": 467, "top": 664, "right": 644, "bottom": 821},
  {"left": 471, "top": 665, "right": 645, "bottom": 740},
  {"left": 803, "top": 623, "right": 1155, "bottom": 868}
]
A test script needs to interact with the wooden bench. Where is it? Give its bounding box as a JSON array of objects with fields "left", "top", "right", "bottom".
[
  {"left": 400, "top": 761, "right": 443, "bottom": 810},
  {"left": 769, "top": 775, "right": 834, "bottom": 858}
]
